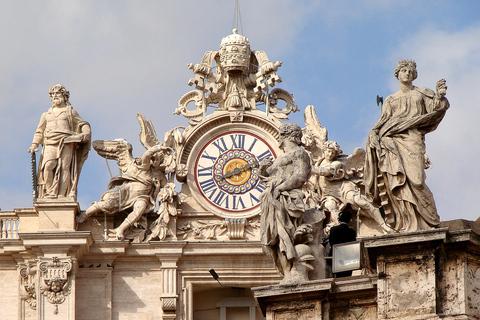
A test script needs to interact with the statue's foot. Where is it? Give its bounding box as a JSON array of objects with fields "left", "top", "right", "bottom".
[
  {"left": 76, "top": 212, "right": 88, "bottom": 224},
  {"left": 113, "top": 228, "right": 125, "bottom": 241},
  {"left": 380, "top": 221, "right": 396, "bottom": 234}
]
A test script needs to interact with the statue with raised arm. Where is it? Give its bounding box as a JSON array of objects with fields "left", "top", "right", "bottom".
[
  {"left": 365, "top": 60, "right": 449, "bottom": 232},
  {"left": 27, "top": 84, "right": 91, "bottom": 200},
  {"left": 76, "top": 113, "right": 178, "bottom": 241},
  {"left": 260, "top": 123, "right": 324, "bottom": 283}
]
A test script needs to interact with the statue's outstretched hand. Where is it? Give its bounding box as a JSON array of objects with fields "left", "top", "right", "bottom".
[{"left": 436, "top": 78, "right": 447, "bottom": 98}]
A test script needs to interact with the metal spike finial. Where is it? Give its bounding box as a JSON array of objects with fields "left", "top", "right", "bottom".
[{"left": 232, "top": 0, "right": 243, "bottom": 35}]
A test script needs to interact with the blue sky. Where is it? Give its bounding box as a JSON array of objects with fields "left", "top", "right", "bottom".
[{"left": 1, "top": 1, "right": 479, "bottom": 222}]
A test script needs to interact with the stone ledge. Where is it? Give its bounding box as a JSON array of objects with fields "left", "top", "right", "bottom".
[{"left": 19, "top": 231, "right": 93, "bottom": 248}]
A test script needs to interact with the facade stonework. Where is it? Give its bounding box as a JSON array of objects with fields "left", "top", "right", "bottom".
[{"left": 1, "top": 29, "right": 477, "bottom": 320}]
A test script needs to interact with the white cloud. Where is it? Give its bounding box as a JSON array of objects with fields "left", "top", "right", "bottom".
[{"left": 0, "top": 0, "right": 309, "bottom": 210}]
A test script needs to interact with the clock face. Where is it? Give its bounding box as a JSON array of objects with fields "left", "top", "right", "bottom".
[{"left": 194, "top": 131, "right": 276, "bottom": 217}]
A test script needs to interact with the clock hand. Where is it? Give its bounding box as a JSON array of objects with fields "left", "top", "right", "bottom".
[{"left": 221, "top": 160, "right": 258, "bottom": 179}]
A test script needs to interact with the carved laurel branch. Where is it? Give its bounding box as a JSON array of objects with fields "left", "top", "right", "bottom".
[{"left": 177, "top": 217, "right": 260, "bottom": 240}]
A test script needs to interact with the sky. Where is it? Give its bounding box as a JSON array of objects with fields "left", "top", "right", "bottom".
[{"left": 1, "top": 1, "right": 479, "bottom": 223}]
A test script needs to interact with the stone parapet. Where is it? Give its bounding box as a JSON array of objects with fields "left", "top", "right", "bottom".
[{"left": 253, "top": 226, "right": 480, "bottom": 320}]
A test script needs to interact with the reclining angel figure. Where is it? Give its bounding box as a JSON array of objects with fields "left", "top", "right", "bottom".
[
  {"left": 302, "top": 106, "right": 393, "bottom": 235},
  {"left": 76, "top": 113, "right": 177, "bottom": 240}
]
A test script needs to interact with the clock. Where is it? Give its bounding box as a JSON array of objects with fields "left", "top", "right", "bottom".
[
  {"left": 180, "top": 112, "right": 281, "bottom": 219},
  {"left": 194, "top": 130, "right": 276, "bottom": 216}
]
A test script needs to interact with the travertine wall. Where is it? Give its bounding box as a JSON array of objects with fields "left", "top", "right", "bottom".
[
  {"left": 0, "top": 259, "right": 20, "bottom": 320},
  {"left": 253, "top": 228, "right": 480, "bottom": 320}
]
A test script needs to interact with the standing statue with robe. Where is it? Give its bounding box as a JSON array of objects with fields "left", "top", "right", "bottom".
[
  {"left": 365, "top": 60, "right": 449, "bottom": 232},
  {"left": 28, "top": 84, "right": 91, "bottom": 200}
]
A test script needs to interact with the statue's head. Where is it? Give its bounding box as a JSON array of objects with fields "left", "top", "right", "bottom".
[
  {"left": 322, "top": 141, "right": 341, "bottom": 159},
  {"left": 279, "top": 123, "right": 303, "bottom": 146},
  {"left": 47, "top": 277, "right": 64, "bottom": 292},
  {"left": 219, "top": 29, "right": 251, "bottom": 74},
  {"left": 49, "top": 84, "right": 70, "bottom": 105},
  {"left": 394, "top": 59, "right": 417, "bottom": 80}
]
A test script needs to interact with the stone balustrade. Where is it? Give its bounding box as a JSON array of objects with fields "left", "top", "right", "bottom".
[{"left": 0, "top": 212, "right": 19, "bottom": 239}]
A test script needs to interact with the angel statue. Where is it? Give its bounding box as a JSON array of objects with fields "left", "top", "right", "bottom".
[
  {"left": 76, "top": 113, "right": 179, "bottom": 241},
  {"left": 312, "top": 141, "right": 393, "bottom": 235},
  {"left": 302, "top": 105, "right": 392, "bottom": 235}
]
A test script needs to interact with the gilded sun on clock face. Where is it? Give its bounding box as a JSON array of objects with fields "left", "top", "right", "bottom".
[{"left": 194, "top": 131, "right": 276, "bottom": 216}]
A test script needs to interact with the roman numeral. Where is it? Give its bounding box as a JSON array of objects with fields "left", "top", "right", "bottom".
[
  {"left": 248, "top": 138, "right": 258, "bottom": 152},
  {"left": 210, "top": 190, "right": 229, "bottom": 208},
  {"left": 255, "top": 182, "right": 266, "bottom": 193},
  {"left": 197, "top": 165, "right": 213, "bottom": 177},
  {"left": 199, "top": 179, "right": 216, "bottom": 193},
  {"left": 257, "top": 149, "right": 273, "bottom": 162},
  {"left": 212, "top": 137, "right": 228, "bottom": 153},
  {"left": 249, "top": 193, "right": 260, "bottom": 206},
  {"left": 232, "top": 196, "right": 246, "bottom": 210},
  {"left": 201, "top": 151, "right": 217, "bottom": 163},
  {"left": 230, "top": 134, "right": 246, "bottom": 149}
]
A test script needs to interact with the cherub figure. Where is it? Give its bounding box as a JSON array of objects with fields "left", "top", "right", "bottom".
[
  {"left": 76, "top": 113, "right": 178, "bottom": 240},
  {"left": 302, "top": 105, "right": 391, "bottom": 235},
  {"left": 312, "top": 141, "right": 392, "bottom": 235},
  {"left": 40, "top": 277, "right": 70, "bottom": 305}
]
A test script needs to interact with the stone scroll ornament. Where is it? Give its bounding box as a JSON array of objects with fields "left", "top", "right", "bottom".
[
  {"left": 76, "top": 113, "right": 184, "bottom": 242},
  {"left": 175, "top": 29, "right": 298, "bottom": 125},
  {"left": 365, "top": 60, "right": 449, "bottom": 233},
  {"left": 38, "top": 257, "right": 73, "bottom": 314},
  {"left": 27, "top": 84, "right": 91, "bottom": 200},
  {"left": 302, "top": 105, "right": 394, "bottom": 236},
  {"left": 259, "top": 123, "right": 325, "bottom": 284},
  {"left": 19, "top": 262, "right": 37, "bottom": 310}
]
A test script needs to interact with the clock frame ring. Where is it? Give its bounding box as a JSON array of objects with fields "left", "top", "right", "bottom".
[{"left": 180, "top": 111, "right": 282, "bottom": 219}]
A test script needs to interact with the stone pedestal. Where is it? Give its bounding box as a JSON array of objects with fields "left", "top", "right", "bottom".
[
  {"left": 18, "top": 232, "right": 93, "bottom": 320},
  {"left": 35, "top": 200, "right": 79, "bottom": 232},
  {"left": 253, "top": 225, "right": 480, "bottom": 320}
]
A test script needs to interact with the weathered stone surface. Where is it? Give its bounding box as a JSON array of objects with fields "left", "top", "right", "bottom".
[
  {"left": 254, "top": 228, "right": 480, "bottom": 320},
  {"left": 28, "top": 84, "right": 91, "bottom": 200},
  {"left": 365, "top": 60, "right": 449, "bottom": 233}
]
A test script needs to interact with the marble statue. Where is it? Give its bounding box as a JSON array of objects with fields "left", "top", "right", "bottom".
[
  {"left": 144, "top": 182, "right": 180, "bottom": 242},
  {"left": 365, "top": 60, "right": 449, "bottom": 232},
  {"left": 302, "top": 105, "right": 391, "bottom": 235},
  {"left": 312, "top": 141, "right": 393, "bottom": 235},
  {"left": 176, "top": 29, "right": 297, "bottom": 124},
  {"left": 27, "top": 84, "right": 91, "bottom": 199},
  {"left": 76, "top": 113, "right": 178, "bottom": 241},
  {"left": 259, "top": 123, "right": 324, "bottom": 283}
]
